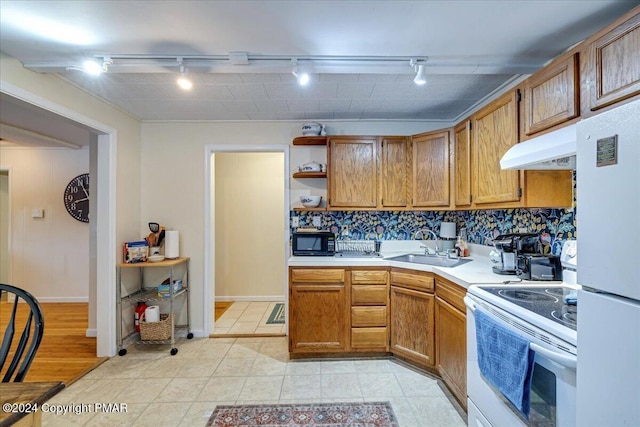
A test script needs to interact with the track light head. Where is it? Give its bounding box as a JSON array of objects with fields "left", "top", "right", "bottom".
[
  {"left": 291, "top": 60, "right": 310, "bottom": 86},
  {"left": 176, "top": 59, "right": 193, "bottom": 90},
  {"left": 414, "top": 64, "right": 427, "bottom": 85}
]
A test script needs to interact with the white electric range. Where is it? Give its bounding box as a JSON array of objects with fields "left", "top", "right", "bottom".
[{"left": 464, "top": 240, "right": 578, "bottom": 427}]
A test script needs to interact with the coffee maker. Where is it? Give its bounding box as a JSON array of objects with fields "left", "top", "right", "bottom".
[{"left": 491, "top": 233, "right": 539, "bottom": 275}]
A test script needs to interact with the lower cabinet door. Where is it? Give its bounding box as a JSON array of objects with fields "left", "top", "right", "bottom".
[
  {"left": 390, "top": 285, "right": 435, "bottom": 367},
  {"left": 289, "top": 284, "right": 348, "bottom": 353},
  {"left": 436, "top": 296, "right": 467, "bottom": 408}
]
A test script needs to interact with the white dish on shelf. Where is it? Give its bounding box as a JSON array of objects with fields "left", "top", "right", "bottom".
[
  {"left": 300, "top": 195, "right": 322, "bottom": 207},
  {"left": 148, "top": 255, "right": 165, "bottom": 262}
]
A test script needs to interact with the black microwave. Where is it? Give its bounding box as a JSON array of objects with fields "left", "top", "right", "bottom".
[{"left": 292, "top": 231, "right": 335, "bottom": 256}]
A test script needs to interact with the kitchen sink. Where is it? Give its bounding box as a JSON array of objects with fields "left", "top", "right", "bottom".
[{"left": 386, "top": 254, "right": 472, "bottom": 268}]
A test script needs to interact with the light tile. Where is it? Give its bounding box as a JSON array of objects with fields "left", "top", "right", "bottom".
[
  {"left": 280, "top": 375, "right": 323, "bottom": 400},
  {"left": 114, "top": 378, "right": 171, "bottom": 403},
  {"left": 321, "top": 373, "right": 362, "bottom": 398},
  {"left": 320, "top": 360, "right": 357, "bottom": 374},
  {"left": 407, "top": 396, "right": 467, "bottom": 426},
  {"left": 285, "top": 361, "right": 321, "bottom": 376},
  {"left": 178, "top": 402, "right": 222, "bottom": 427},
  {"left": 226, "top": 342, "right": 263, "bottom": 358},
  {"left": 214, "top": 357, "right": 256, "bottom": 376},
  {"left": 197, "top": 376, "right": 246, "bottom": 401},
  {"left": 228, "top": 322, "right": 261, "bottom": 334},
  {"left": 358, "top": 373, "right": 404, "bottom": 397},
  {"left": 237, "top": 376, "right": 284, "bottom": 401},
  {"left": 156, "top": 377, "right": 209, "bottom": 402},
  {"left": 137, "top": 402, "right": 192, "bottom": 426},
  {"left": 82, "top": 403, "right": 147, "bottom": 426},
  {"left": 395, "top": 372, "right": 445, "bottom": 397},
  {"left": 250, "top": 357, "right": 287, "bottom": 376}
]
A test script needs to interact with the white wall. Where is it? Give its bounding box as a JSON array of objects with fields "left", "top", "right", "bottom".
[
  {"left": 0, "top": 148, "right": 89, "bottom": 300},
  {"left": 1, "top": 53, "right": 143, "bottom": 355},
  {"left": 141, "top": 120, "right": 446, "bottom": 332},
  {"left": 0, "top": 171, "right": 8, "bottom": 285},
  {"left": 214, "top": 152, "right": 285, "bottom": 299}
]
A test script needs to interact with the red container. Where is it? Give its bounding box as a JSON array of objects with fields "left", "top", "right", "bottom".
[{"left": 134, "top": 301, "right": 147, "bottom": 332}]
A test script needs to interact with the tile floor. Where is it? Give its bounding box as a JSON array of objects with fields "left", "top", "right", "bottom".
[
  {"left": 41, "top": 336, "right": 466, "bottom": 427},
  {"left": 213, "top": 301, "right": 286, "bottom": 335}
]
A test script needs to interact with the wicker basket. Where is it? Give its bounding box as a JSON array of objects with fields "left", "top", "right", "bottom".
[{"left": 140, "top": 313, "right": 172, "bottom": 341}]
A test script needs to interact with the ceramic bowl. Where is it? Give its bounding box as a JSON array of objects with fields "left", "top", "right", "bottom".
[
  {"left": 148, "top": 255, "right": 165, "bottom": 262},
  {"left": 300, "top": 195, "right": 322, "bottom": 208}
]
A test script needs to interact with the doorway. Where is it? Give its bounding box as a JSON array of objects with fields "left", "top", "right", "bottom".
[{"left": 204, "top": 145, "right": 289, "bottom": 337}]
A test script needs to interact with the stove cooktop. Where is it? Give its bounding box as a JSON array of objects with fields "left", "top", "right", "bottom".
[{"left": 480, "top": 286, "right": 577, "bottom": 330}]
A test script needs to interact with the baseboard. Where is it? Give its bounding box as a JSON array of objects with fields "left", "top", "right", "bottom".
[
  {"left": 215, "top": 295, "right": 284, "bottom": 302},
  {"left": 85, "top": 329, "right": 97, "bottom": 337},
  {"left": 35, "top": 296, "right": 89, "bottom": 303}
]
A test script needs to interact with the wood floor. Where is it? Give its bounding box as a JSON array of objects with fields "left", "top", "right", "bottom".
[
  {"left": 215, "top": 301, "right": 234, "bottom": 320},
  {"left": 0, "top": 302, "right": 106, "bottom": 385}
]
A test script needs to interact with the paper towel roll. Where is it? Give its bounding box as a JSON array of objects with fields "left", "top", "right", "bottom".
[
  {"left": 165, "top": 230, "right": 179, "bottom": 259},
  {"left": 144, "top": 305, "right": 160, "bottom": 323},
  {"left": 440, "top": 222, "right": 457, "bottom": 239}
]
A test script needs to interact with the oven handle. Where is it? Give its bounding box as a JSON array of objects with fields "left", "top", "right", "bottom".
[
  {"left": 463, "top": 296, "right": 476, "bottom": 312},
  {"left": 530, "top": 342, "right": 577, "bottom": 369},
  {"left": 464, "top": 296, "right": 576, "bottom": 369}
]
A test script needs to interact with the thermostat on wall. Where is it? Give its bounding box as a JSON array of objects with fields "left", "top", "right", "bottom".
[{"left": 31, "top": 208, "right": 44, "bottom": 218}]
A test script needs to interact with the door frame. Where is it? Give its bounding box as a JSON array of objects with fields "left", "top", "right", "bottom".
[
  {"left": 0, "top": 81, "right": 118, "bottom": 357},
  {"left": 203, "top": 144, "right": 290, "bottom": 336}
]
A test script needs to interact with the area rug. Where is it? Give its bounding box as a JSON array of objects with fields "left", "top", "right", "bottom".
[
  {"left": 266, "top": 303, "right": 285, "bottom": 324},
  {"left": 206, "top": 401, "right": 399, "bottom": 427}
]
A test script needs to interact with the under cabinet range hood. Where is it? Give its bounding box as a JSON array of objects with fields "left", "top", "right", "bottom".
[{"left": 500, "top": 124, "right": 576, "bottom": 170}]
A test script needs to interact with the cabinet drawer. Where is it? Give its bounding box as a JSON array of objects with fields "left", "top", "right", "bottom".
[
  {"left": 290, "top": 268, "right": 345, "bottom": 283},
  {"left": 352, "top": 285, "right": 388, "bottom": 305},
  {"left": 351, "top": 327, "right": 388, "bottom": 349},
  {"left": 351, "top": 306, "right": 387, "bottom": 327},
  {"left": 390, "top": 269, "right": 434, "bottom": 292},
  {"left": 436, "top": 278, "right": 466, "bottom": 313},
  {"left": 351, "top": 270, "right": 388, "bottom": 284}
]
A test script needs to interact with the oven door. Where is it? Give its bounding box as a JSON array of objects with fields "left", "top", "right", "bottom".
[{"left": 465, "top": 295, "right": 577, "bottom": 427}]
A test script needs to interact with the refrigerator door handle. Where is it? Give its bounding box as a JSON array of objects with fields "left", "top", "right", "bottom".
[{"left": 530, "top": 342, "right": 577, "bottom": 369}]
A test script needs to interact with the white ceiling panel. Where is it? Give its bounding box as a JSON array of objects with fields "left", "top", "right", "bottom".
[{"left": 1, "top": 1, "right": 637, "bottom": 124}]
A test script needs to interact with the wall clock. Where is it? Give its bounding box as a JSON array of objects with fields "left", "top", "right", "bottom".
[{"left": 63, "top": 173, "right": 90, "bottom": 223}]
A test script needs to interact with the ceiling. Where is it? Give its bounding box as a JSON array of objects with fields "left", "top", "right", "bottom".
[{"left": 0, "top": 0, "right": 638, "bottom": 125}]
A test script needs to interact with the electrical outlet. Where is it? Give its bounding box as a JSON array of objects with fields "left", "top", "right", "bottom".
[
  {"left": 341, "top": 225, "right": 349, "bottom": 236},
  {"left": 518, "top": 227, "right": 528, "bottom": 233},
  {"left": 312, "top": 216, "right": 322, "bottom": 227},
  {"left": 291, "top": 217, "right": 299, "bottom": 228}
]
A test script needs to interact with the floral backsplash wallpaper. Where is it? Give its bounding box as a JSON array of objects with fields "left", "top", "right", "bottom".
[{"left": 291, "top": 173, "right": 577, "bottom": 256}]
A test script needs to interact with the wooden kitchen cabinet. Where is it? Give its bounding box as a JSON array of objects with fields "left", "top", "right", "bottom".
[
  {"left": 289, "top": 268, "right": 349, "bottom": 354},
  {"left": 582, "top": 10, "right": 640, "bottom": 115},
  {"left": 453, "top": 120, "right": 472, "bottom": 207},
  {"left": 468, "top": 90, "right": 573, "bottom": 208},
  {"left": 390, "top": 268, "right": 436, "bottom": 368},
  {"left": 472, "top": 90, "right": 521, "bottom": 206},
  {"left": 521, "top": 52, "right": 580, "bottom": 137},
  {"left": 328, "top": 136, "right": 378, "bottom": 208},
  {"left": 380, "top": 136, "right": 410, "bottom": 208},
  {"left": 411, "top": 130, "right": 451, "bottom": 208},
  {"left": 435, "top": 276, "right": 467, "bottom": 408},
  {"left": 351, "top": 269, "right": 389, "bottom": 352}
]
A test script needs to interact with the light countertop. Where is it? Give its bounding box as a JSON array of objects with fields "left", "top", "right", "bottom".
[{"left": 288, "top": 241, "right": 524, "bottom": 289}]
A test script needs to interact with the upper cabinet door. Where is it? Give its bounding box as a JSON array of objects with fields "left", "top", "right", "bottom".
[
  {"left": 328, "top": 136, "right": 378, "bottom": 208},
  {"left": 380, "top": 136, "right": 409, "bottom": 208},
  {"left": 585, "top": 12, "right": 640, "bottom": 112},
  {"left": 453, "top": 121, "right": 472, "bottom": 207},
  {"left": 411, "top": 131, "right": 451, "bottom": 207},
  {"left": 522, "top": 53, "right": 580, "bottom": 137},
  {"left": 472, "top": 91, "right": 521, "bottom": 205}
]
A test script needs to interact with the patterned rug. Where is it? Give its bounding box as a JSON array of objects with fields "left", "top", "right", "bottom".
[
  {"left": 266, "top": 303, "right": 285, "bottom": 324},
  {"left": 207, "top": 402, "right": 399, "bottom": 426}
]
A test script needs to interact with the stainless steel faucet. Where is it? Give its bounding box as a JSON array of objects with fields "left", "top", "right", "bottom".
[{"left": 416, "top": 229, "right": 440, "bottom": 256}]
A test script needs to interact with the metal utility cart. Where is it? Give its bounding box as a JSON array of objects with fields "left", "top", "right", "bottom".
[{"left": 116, "top": 257, "right": 192, "bottom": 356}]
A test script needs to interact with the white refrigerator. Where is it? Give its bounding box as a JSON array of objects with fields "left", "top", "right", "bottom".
[{"left": 576, "top": 99, "right": 640, "bottom": 427}]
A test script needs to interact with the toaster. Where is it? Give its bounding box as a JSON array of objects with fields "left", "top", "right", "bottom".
[{"left": 516, "top": 254, "right": 563, "bottom": 281}]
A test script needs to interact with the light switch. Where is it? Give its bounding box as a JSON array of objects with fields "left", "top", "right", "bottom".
[
  {"left": 291, "top": 217, "right": 299, "bottom": 227},
  {"left": 31, "top": 208, "right": 44, "bottom": 218},
  {"left": 312, "top": 216, "right": 322, "bottom": 227}
]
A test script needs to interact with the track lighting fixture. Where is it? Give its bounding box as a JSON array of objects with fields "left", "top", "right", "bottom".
[
  {"left": 176, "top": 60, "right": 193, "bottom": 90},
  {"left": 411, "top": 59, "right": 427, "bottom": 85},
  {"left": 291, "top": 60, "right": 310, "bottom": 86}
]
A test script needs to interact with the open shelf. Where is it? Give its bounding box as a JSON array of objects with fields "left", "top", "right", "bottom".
[
  {"left": 293, "top": 171, "right": 327, "bottom": 178},
  {"left": 292, "top": 136, "right": 327, "bottom": 146}
]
